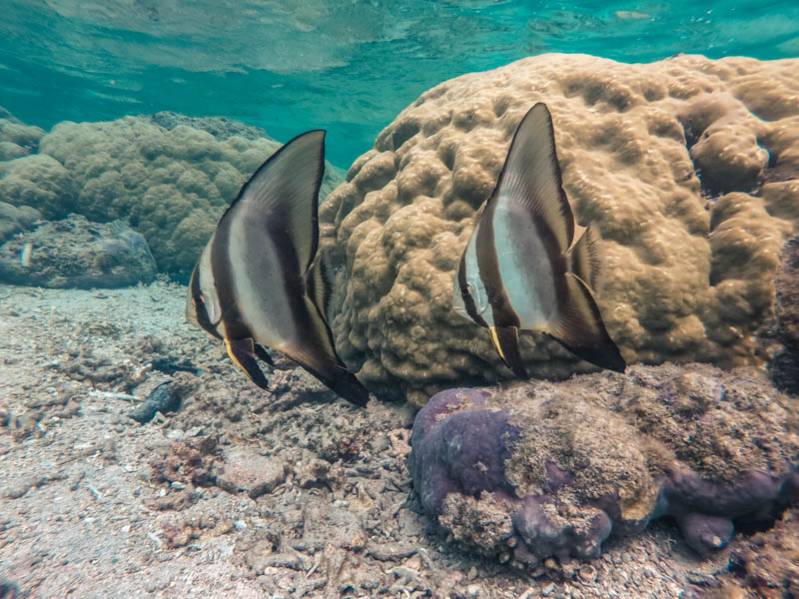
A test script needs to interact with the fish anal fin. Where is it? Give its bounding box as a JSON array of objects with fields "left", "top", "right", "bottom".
[
  {"left": 225, "top": 337, "right": 269, "bottom": 389},
  {"left": 489, "top": 326, "right": 529, "bottom": 378},
  {"left": 283, "top": 344, "right": 370, "bottom": 407},
  {"left": 547, "top": 273, "right": 626, "bottom": 373},
  {"left": 567, "top": 225, "right": 602, "bottom": 291}
]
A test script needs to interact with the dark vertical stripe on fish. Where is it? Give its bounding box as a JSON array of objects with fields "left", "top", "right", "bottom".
[
  {"left": 190, "top": 265, "right": 221, "bottom": 339},
  {"left": 457, "top": 248, "right": 488, "bottom": 328}
]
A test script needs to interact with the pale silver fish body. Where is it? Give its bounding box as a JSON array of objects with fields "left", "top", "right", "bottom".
[{"left": 491, "top": 193, "right": 556, "bottom": 330}]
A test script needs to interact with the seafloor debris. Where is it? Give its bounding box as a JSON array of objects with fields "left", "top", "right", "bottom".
[
  {"left": 410, "top": 363, "right": 799, "bottom": 566},
  {"left": 128, "top": 374, "right": 197, "bottom": 423}
]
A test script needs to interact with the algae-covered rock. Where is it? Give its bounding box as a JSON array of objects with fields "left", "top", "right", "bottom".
[
  {"left": 0, "top": 201, "right": 40, "bottom": 243},
  {"left": 0, "top": 118, "right": 44, "bottom": 160},
  {"left": 0, "top": 213, "right": 156, "bottom": 288},
  {"left": 410, "top": 363, "right": 799, "bottom": 565},
  {"left": 319, "top": 53, "right": 799, "bottom": 404},
  {"left": 720, "top": 507, "right": 799, "bottom": 597},
  {"left": 0, "top": 154, "right": 77, "bottom": 219},
  {"left": 0, "top": 113, "right": 344, "bottom": 277}
]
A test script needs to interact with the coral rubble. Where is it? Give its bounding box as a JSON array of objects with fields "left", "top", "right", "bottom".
[
  {"left": 320, "top": 54, "right": 799, "bottom": 404},
  {"left": 410, "top": 363, "right": 799, "bottom": 565}
]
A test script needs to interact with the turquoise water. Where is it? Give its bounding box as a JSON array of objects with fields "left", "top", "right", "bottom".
[{"left": 1, "top": 0, "right": 798, "bottom": 166}]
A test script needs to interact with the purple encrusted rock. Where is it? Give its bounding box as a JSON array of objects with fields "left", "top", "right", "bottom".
[{"left": 409, "top": 363, "right": 799, "bottom": 567}]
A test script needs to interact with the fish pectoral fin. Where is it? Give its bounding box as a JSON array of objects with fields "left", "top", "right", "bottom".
[
  {"left": 566, "top": 225, "right": 602, "bottom": 291},
  {"left": 306, "top": 254, "right": 333, "bottom": 320},
  {"left": 282, "top": 345, "right": 370, "bottom": 407},
  {"left": 489, "top": 326, "right": 529, "bottom": 378},
  {"left": 225, "top": 337, "right": 270, "bottom": 389},
  {"left": 547, "top": 273, "right": 626, "bottom": 373}
]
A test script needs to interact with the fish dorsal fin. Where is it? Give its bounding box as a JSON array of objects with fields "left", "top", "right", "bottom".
[
  {"left": 491, "top": 103, "right": 575, "bottom": 254},
  {"left": 547, "top": 273, "right": 626, "bottom": 372},
  {"left": 222, "top": 129, "right": 326, "bottom": 275},
  {"left": 306, "top": 254, "right": 333, "bottom": 321},
  {"left": 567, "top": 225, "right": 602, "bottom": 291}
]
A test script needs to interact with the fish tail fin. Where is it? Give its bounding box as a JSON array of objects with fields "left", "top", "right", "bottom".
[
  {"left": 225, "top": 337, "right": 270, "bottom": 389},
  {"left": 489, "top": 326, "right": 529, "bottom": 378},
  {"left": 547, "top": 273, "right": 626, "bottom": 372}
]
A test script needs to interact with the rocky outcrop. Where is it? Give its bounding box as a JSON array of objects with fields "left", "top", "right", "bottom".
[
  {"left": 410, "top": 363, "right": 799, "bottom": 565},
  {"left": 0, "top": 213, "right": 156, "bottom": 288}
]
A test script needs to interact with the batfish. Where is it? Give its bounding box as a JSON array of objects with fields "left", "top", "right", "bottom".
[
  {"left": 452, "top": 103, "right": 626, "bottom": 376},
  {"left": 186, "top": 130, "right": 370, "bottom": 406}
]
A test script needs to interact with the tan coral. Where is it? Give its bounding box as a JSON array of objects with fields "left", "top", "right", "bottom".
[
  {"left": 319, "top": 53, "right": 799, "bottom": 404},
  {"left": 0, "top": 115, "right": 344, "bottom": 276}
]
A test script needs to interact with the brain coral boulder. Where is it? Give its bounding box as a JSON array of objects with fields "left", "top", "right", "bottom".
[
  {"left": 0, "top": 113, "right": 344, "bottom": 277},
  {"left": 410, "top": 363, "right": 799, "bottom": 565},
  {"left": 319, "top": 54, "right": 799, "bottom": 404}
]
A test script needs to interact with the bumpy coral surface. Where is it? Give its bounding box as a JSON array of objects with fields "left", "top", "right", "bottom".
[
  {"left": 0, "top": 117, "right": 44, "bottom": 161},
  {"left": 410, "top": 363, "right": 799, "bottom": 566},
  {"left": 0, "top": 201, "right": 39, "bottom": 243},
  {"left": 0, "top": 113, "right": 343, "bottom": 277},
  {"left": 319, "top": 54, "right": 799, "bottom": 404}
]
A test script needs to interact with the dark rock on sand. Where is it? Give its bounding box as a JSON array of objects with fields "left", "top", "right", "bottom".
[
  {"left": 129, "top": 375, "right": 197, "bottom": 424},
  {"left": 0, "top": 213, "right": 156, "bottom": 288}
]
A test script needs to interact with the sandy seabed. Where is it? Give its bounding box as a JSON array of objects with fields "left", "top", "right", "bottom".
[{"left": 0, "top": 282, "right": 749, "bottom": 598}]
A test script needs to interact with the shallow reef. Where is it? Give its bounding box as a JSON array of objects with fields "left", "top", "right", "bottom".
[
  {"left": 410, "top": 363, "right": 799, "bottom": 567},
  {"left": 0, "top": 111, "right": 343, "bottom": 278},
  {"left": 320, "top": 53, "right": 799, "bottom": 404}
]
